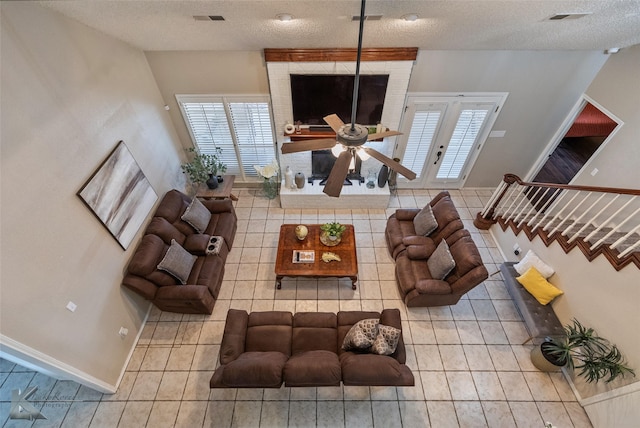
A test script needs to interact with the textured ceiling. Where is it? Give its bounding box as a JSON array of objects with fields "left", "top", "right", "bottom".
[{"left": 39, "top": 1, "right": 640, "bottom": 51}]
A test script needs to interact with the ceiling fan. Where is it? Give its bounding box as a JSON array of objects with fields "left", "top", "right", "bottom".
[{"left": 280, "top": 0, "right": 417, "bottom": 197}]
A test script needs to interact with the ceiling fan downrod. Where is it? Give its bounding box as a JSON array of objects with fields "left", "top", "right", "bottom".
[{"left": 350, "top": 0, "right": 366, "bottom": 132}]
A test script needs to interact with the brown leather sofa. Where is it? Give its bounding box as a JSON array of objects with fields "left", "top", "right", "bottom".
[
  {"left": 210, "top": 309, "right": 414, "bottom": 388},
  {"left": 385, "top": 191, "right": 488, "bottom": 307},
  {"left": 122, "top": 190, "right": 237, "bottom": 314},
  {"left": 385, "top": 191, "right": 464, "bottom": 260}
]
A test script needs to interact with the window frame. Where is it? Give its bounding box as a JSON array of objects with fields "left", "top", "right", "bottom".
[{"left": 176, "top": 94, "right": 277, "bottom": 182}]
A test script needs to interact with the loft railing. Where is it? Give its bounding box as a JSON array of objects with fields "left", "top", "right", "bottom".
[{"left": 475, "top": 174, "right": 640, "bottom": 266}]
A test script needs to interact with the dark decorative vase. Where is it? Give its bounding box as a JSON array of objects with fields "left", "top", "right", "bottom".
[
  {"left": 295, "top": 172, "right": 305, "bottom": 189},
  {"left": 206, "top": 174, "right": 219, "bottom": 189}
]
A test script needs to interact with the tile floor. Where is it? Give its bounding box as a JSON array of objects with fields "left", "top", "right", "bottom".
[{"left": 0, "top": 189, "right": 594, "bottom": 427}]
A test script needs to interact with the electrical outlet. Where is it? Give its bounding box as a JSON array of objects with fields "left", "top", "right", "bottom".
[
  {"left": 66, "top": 301, "right": 77, "bottom": 312},
  {"left": 513, "top": 243, "right": 521, "bottom": 256},
  {"left": 118, "top": 327, "right": 128, "bottom": 338},
  {"left": 591, "top": 168, "right": 599, "bottom": 176}
]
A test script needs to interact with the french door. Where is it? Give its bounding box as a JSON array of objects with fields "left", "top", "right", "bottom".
[{"left": 396, "top": 94, "right": 507, "bottom": 188}]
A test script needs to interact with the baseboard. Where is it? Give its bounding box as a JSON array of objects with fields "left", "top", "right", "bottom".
[{"left": 0, "top": 303, "right": 152, "bottom": 395}]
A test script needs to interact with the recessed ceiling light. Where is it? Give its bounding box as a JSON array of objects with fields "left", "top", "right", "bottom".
[
  {"left": 402, "top": 14, "right": 419, "bottom": 22},
  {"left": 277, "top": 13, "right": 293, "bottom": 22}
]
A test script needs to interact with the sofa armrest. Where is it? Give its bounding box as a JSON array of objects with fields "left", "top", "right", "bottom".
[
  {"left": 406, "top": 244, "right": 437, "bottom": 260},
  {"left": 122, "top": 275, "right": 158, "bottom": 300},
  {"left": 183, "top": 233, "right": 211, "bottom": 255},
  {"left": 415, "top": 279, "right": 451, "bottom": 295},
  {"left": 394, "top": 209, "right": 420, "bottom": 221},
  {"left": 201, "top": 198, "right": 234, "bottom": 214},
  {"left": 402, "top": 235, "right": 433, "bottom": 246},
  {"left": 219, "top": 309, "right": 249, "bottom": 365}
]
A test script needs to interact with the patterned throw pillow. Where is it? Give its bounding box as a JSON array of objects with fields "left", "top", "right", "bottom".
[
  {"left": 181, "top": 197, "right": 211, "bottom": 234},
  {"left": 413, "top": 204, "right": 438, "bottom": 236},
  {"left": 427, "top": 239, "right": 456, "bottom": 280},
  {"left": 157, "top": 239, "right": 197, "bottom": 285},
  {"left": 370, "top": 324, "right": 401, "bottom": 355},
  {"left": 342, "top": 319, "right": 379, "bottom": 351}
]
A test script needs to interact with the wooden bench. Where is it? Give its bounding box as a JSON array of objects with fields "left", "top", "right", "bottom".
[{"left": 500, "top": 262, "right": 564, "bottom": 344}]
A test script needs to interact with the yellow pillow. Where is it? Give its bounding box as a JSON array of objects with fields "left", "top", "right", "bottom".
[{"left": 516, "top": 266, "right": 563, "bottom": 305}]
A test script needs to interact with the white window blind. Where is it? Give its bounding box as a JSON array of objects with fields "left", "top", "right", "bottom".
[
  {"left": 401, "top": 109, "right": 442, "bottom": 179},
  {"left": 436, "top": 108, "right": 489, "bottom": 180},
  {"left": 178, "top": 96, "right": 276, "bottom": 181}
]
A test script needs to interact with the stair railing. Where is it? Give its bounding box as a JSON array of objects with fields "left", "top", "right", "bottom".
[{"left": 475, "top": 174, "right": 640, "bottom": 260}]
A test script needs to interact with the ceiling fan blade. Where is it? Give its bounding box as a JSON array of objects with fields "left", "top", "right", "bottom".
[
  {"left": 323, "top": 150, "right": 352, "bottom": 198},
  {"left": 323, "top": 114, "right": 345, "bottom": 133},
  {"left": 367, "top": 130, "right": 403, "bottom": 140},
  {"left": 361, "top": 147, "right": 417, "bottom": 180},
  {"left": 281, "top": 139, "right": 337, "bottom": 154}
]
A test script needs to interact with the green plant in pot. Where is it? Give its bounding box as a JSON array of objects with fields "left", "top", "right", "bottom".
[
  {"left": 320, "top": 222, "right": 346, "bottom": 246},
  {"left": 531, "top": 319, "right": 635, "bottom": 383},
  {"left": 181, "top": 147, "right": 227, "bottom": 189}
]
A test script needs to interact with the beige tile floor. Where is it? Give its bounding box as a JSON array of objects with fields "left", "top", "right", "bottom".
[{"left": 0, "top": 188, "right": 594, "bottom": 427}]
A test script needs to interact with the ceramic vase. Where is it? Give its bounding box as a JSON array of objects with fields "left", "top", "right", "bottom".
[
  {"left": 295, "top": 172, "right": 305, "bottom": 189},
  {"left": 294, "top": 225, "right": 308, "bottom": 241},
  {"left": 284, "top": 166, "right": 294, "bottom": 189},
  {"left": 206, "top": 174, "right": 219, "bottom": 189}
]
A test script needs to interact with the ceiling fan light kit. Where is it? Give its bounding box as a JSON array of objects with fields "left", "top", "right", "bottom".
[{"left": 279, "top": 0, "right": 416, "bottom": 198}]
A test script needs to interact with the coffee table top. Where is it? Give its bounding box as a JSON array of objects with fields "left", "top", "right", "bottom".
[{"left": 275, "top": 224, "right": 358, "bottom": 278}]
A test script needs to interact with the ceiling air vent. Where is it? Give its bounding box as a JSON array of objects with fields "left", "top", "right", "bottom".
[
  {"left": 548, "top": 13, "right": 591, "bottom": 21},
  {"left": 352, "top": 15, "right": 383, "bottom": 21},
  {"left": 194, "top": 15, "right": 225, "bottom": 21}
]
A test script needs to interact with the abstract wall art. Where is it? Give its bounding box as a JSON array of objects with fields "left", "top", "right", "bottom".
[{"left": 78, "top": 141, "right": 157, "bottom": 249}]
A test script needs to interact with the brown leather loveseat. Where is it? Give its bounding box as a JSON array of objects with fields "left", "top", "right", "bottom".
[
  {"left": 122, "top": 190, "right": 237, "bottom": 314},
  {"left": 385, "top": 191, "right": 488, "bottom": 307},
  {"left": 210, "top": 309, "right": 414, "bottom": 388}
]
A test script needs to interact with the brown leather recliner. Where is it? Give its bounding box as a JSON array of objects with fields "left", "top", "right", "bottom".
[
  {"left": 385, "top": 191, "right": 464, "bottom": 260},
  {"left": 122, "top": 190, "right": 237, "bottom": 314},
  {"left": 395, "top": 229, "right": 489, "bottom": 307}
]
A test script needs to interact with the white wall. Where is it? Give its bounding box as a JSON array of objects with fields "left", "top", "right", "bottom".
[
  {"left": 574, "top": 45, "right": 640, "bottom": 188},
  {"left": 0, "top": 3, "right": 184, "bottom": 390},
  {"left": 408, "top": 50, "right": 609, "bottom": 187},
  {"left": 145, "top": 51, "right": 269, "bottom": 156}
]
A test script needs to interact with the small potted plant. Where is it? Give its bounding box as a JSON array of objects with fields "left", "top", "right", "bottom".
[
  {"left": 531, "top": 319, "right": 635, "bottom": 383},
  {"left": 181, "top": 147, "right": 227, "bottom": 190},
  {"left": 320, "top": 222, "right": 346, "bottom": 246}
]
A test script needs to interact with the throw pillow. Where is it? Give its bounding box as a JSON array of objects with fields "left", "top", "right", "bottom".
[
  {"left": 181, "top": 197, "right": 211, "bottom": 234},
  {"left": 157, "top": 239, "right": 197, "bottom": 285},
  {"left": 370, "top": 324, "right": 401, "bottom": 355},
  {"left": 516, "top": 266, "right": 564, "bottom": 305},
  {"left": 342, "top": 318, "right": 379, "bottom": 351},
  {"left": 413, "top": 204, "right": 438, "bottom": 236},
  {"left": 427, "top": 239, "right": 456, "bottom": 280},
  {"left": 514, "top": 249, "right": 555, "bottom": 279}
]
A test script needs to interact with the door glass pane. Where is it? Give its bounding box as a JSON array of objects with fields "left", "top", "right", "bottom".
[
  {"left": 436, "top": 108, "right": 489, "bottom": 180},
  {"left": 400, "top": 109, "right": 442, "bottom": 179},
  {"left": 228, "top": 102, "right": 275, "bottom": 178}
]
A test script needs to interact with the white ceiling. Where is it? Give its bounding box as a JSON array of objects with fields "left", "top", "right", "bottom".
[{"left": 39, "top": 1, "right": 640, "bottom": 51}]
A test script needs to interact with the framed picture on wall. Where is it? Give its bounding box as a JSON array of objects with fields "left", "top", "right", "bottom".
[{"left": 78, "top": 141, "right": 157, "bottom": 250}]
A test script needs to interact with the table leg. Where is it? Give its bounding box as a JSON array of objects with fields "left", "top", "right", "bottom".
[
  {"left": 350, "top": 276, "right": 357, "bottom": 290},
  {"left": 275, "top": 276, "right": 283, "bottom": 289},
  {"left": 230, "top": 193, "right": 239, "bottom": 201}
]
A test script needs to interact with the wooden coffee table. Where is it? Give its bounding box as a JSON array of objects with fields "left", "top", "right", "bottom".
[{"left": 275, "top": 224, "right": 358, "bottom": 289}]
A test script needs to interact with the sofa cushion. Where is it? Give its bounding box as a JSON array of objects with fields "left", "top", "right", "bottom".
[
  {"left": 514, "top": 249, "right": 555, "bottom": 279},
  {"left": 157, "top": 239, "right": 197, "bottom": 285},
  {"left": 413, "top": 204, "right": 438, "bottom": 236},
  {"left": 516, "top": 266, "right": 563, "bottom": 305},
  {"left": 128, "top": 234, "right": 166, "bottom": 277},
  {"left": 284, "top": 350, "right": 341, "bottom": 387},
  {"left": 292, "top": 312, "right": 338, "bottom": 354},
  {"left": 427, "top": 239, "right": 456, "bottom": 280},
  {"left": 145, "top": 217, "right": 186, "bottom": 245},
  {"left": 221, "top": 351, "right": 287, "bottom": 388},
  {"left": 342, "top": 318, "right": 379, "bottom": 351},
  {"left": 371, "top": 324, "right": 401, "bottom": 355},
  {"left": 340, "top": 353, "right": 413, "bottom": 386},
  {"left": 183, "top": 233, "right": 211, "bottom": 255},
  {"left": 181, "top": 197, "right": 211, "bottom": 234},
  {"left": 246, "top": 311, "right": 293, "bottom": 356}
]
